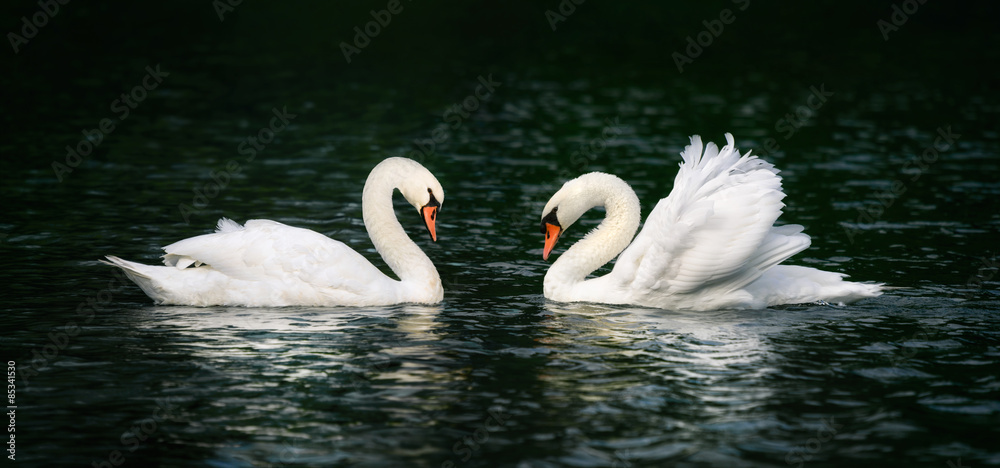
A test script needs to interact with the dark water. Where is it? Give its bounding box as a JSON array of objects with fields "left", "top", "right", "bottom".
[{"left": 3, "top": 2, "right": 999, "bottom": 467}]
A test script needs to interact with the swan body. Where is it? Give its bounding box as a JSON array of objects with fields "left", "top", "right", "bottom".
[
  {"left": 540, "top": 134, "right": 882, "bottom": 311},
  {"left": 103, "top": 157, "right": 444, "bottom": 307}
]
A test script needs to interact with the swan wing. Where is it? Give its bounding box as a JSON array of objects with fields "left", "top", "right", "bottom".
[
  {"left": 614, "top": 134, "right": 810, "bottom": 297},
  {"left": 162, "top": 218, "right": 389, "bottom": 294}
]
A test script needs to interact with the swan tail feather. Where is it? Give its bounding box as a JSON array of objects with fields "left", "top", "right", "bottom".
[
  {"left": 748, "top": 265, "right": 883, "bottom": 307},
  {"left": 100, "top": 256, "right": 168, "bottom": 303}
]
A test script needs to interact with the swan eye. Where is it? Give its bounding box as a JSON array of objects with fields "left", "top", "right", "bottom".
[
  {"left": 424, "top": 190, "right": 441, "bottom": 210},
  {"left": 540, "top": 208, "right": 560, "bottom": 235}
]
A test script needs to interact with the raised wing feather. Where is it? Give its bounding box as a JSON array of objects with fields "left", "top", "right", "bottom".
[
  {"left": 614, "top": 134, "right": 810, "bottom": 297},
  {"left": 161, "top": 218, "right": 388, "bottom": 294}
]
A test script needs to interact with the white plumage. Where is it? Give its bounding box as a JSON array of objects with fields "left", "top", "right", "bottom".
[
  {"left": 540, "top": 133, "right": 882, "bottom": 310},
  {"left": 103, "top": 157, "right": 445, "bottom": 307}
]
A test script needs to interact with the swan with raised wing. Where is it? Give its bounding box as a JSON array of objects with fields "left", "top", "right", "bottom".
[
  {"left": 539, "top": 134, "right": 881, "bottom": 310},
  {"left": 104, "top": 157, "right": 444, "bottom": 307}
]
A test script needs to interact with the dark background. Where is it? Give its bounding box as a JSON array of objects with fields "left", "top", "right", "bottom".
[
  {"left": 4, "top": 0, "right": 998, "bottom": 162},
  {"left": 2, "top": 1, "right": 999, "bottom": 467}
]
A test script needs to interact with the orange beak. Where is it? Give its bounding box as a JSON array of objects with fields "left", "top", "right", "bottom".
[
  {"left": 422, "top": 205, "right": 438, "bottom": 242},
  {"left": 543, "top": 223, "right": 562, "bottom": 260}
]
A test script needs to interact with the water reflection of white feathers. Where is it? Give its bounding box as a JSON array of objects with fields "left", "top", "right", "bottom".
[
  {"left": 541, "top": 302, "right": 772, "bottom": 368},
  {"left": 137, "top": 304, "right": 443, "bottom": 333},
  {"left": 118, "top": 304, "right": 450, "bottom": 465},
  {"left": 540, "top": 302, "right": 777, "bottom": 463},
  {"left": 130, "top": 304, "right": 446, "bottom": 385}
]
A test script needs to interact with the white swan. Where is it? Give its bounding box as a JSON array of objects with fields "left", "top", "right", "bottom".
[
  {"left": 103, "top": 157, "right": 444, "bottom": 307},
  {"left": 539, "top": 134, "right": 882, "bottom": 310}
]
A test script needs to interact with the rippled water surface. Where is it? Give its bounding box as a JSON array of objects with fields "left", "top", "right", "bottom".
[{"left": 3, "top": 2, "right": 999, "bottom": 467}]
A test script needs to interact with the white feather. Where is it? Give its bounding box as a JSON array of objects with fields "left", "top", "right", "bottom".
[
  {"left": 102, "top": 157, "right": 444, "bottom": 307},
  {"left": 541, "top": 133, "right": 882, "bottom": 310}
]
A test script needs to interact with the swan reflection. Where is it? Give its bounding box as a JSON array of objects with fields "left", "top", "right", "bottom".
[{"left": 537, "top": 302, "right": 779, "bottom": 461}]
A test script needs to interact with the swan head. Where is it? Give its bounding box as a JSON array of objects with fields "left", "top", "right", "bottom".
[
  {"left": 391, "top": 158, "right": 445, "bottom": 242},
  {"left": 540, "top": 172, "right": 624, "bottom": 260}
]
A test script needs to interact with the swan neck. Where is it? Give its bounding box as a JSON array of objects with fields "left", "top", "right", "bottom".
[
  {"left": 362, "top": 165, "right": 440, "bottom": 289},
  {"left": 549, "top": 181, "right": 641, "bottom": 284}
]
